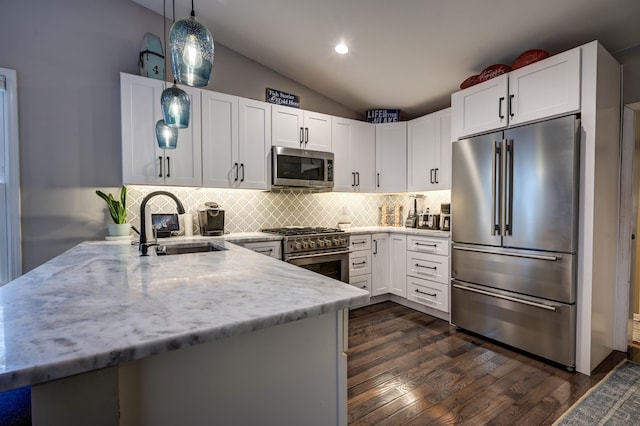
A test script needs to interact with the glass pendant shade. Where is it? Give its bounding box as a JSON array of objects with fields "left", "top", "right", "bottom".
[
  {"left": 155, "top": 119, "right": 178, "bottom": 149},
  {"left": 161, "top": 84, "right": 190, "bottom": 128},
  {"left": 169, "top": 15, "right": 214, "bottom": 87}
]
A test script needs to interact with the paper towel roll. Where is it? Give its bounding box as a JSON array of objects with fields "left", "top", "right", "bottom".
[{"left": 182, "top": 213, "right": 193, "bottom": 237}]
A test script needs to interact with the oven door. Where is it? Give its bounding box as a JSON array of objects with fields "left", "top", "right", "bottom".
[{"left": 287, "top": 251, "right": 349, "bottom": 283}]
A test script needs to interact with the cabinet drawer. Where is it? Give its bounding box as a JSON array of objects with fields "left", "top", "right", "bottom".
[
  {"left": 349, "top": 274, "right": 372, "bottom": 295},
  {"left": 350, "top": 234, "right": 371, "bottom": 251},
  {"left": 407, "top": 251, "right": 449, "bottom": 284},
  {"left": 407, "top": 277, "right": 449, "bottom": 313},
  {"left": 407, "top": 235, "right": 449, "bottom": 256},
  {"left": 349, "top": 251, "right": 372, "bottom": 276},
  {"left": 243, "top": 241, "right": 282, "bottom": 260}
]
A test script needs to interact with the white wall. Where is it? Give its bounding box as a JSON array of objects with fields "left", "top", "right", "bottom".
[{"left": 0, "top": 0, "right": 359, "bottom": 272}]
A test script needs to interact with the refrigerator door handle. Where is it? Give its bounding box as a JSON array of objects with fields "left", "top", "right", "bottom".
[
  {"left": 452, "top": 245, "right": 559, "bottom": 261},
  {"left": 500, "top": 138, "right": 508, "bottom": 237},
  {"left": 452, "top": 282, "right": 557, "bottom": 311},
  {"left": 491, "top": 140, "right": 501, "bottom": 235},
  {"left": 504, "top": 139, "right": 514, "bottom": 236}
]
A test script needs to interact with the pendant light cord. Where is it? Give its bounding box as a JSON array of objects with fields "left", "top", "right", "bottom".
[
  {"left": 172, "top": 0, "right": 177, "bottom": 85},
  {"left": 191, "top": 0, "right": 195, "bottom": 17},
  {"left": 163, "top": 0, "right": 167, "bottom": 90}
]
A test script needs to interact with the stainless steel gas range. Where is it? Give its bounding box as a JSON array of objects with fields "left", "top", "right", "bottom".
[{"left": 261, "top": 227, "right": 350, "bottom": 283}]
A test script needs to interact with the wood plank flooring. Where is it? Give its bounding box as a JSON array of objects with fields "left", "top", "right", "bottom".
[{"left": 347, "top": 301, "right": 627, "bottom": 425}]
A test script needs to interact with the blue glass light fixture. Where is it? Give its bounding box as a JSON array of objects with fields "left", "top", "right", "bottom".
[
  {"left": 155, "top": 119, "right": 178, "bottom": 149},
  {"left": 169, "top": 0, "right": 214, "bottom": 87},
  {"left": 160, "top": 83, "right": 190, "bottom": 128}
]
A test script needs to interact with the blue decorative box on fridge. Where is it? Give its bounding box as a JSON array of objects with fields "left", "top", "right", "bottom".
[{"left": 138, "top": 32, "right": 164, "bottom": 80}]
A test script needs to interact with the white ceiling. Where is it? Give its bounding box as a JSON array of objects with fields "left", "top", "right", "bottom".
[{"left": 133, "top": 0, "right": 640, "bottom": 118}]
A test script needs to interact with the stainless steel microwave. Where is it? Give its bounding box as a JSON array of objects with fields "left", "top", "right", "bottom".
[{"left": 271, "top": 146, "right": 334, "bottom": 190}]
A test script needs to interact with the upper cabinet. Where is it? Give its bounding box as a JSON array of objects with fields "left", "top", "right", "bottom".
[
  {"left": 407, "top": 108, "right": 452, "bottom": 191},
  {"left": 121, "top": 73, "right": 202, "bottom": 186},
  {"left": 451, "top": 47, "right": 581, "bottom": 140},
  {"left": 201, "top": 93, "right": 271, "bottom": 190},
  {"left": 375, "top": 122, "right": 407, "bottom": 193},
  {"left": 271, "top": 105, "right": 332, "bottom": 152},
  {"left": 332, "top": 117, "right": 376, "bottom": 192}
]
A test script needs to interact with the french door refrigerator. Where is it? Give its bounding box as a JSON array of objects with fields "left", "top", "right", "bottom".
[{"left": 451, "top": 114, "right": 579, "bottom": 369}]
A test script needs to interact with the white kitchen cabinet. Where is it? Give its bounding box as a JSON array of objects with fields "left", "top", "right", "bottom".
[
  {"left": 271, "top": 105, "right": 332, "bottom": 152},
  {"left": 451, "top": 47, "right": 581, "bottom": 140},
  {"left": 349, "top": 234, "right": 372, "bottom": 296},
  {"left": 241, "top": 240, "right": 281, "bottom": 260},
  {"left": 121, "top": 73, "right": 202, "bottom": 186},
  {"left": 332, "top": 117, "right": 375, "bottom": 192},
  {"left": 406, "top": 234, "right": 449, "bottom": 313},
  {"left": 407, "top": 108, "right": 452, "bottom": 191},
  {"left": 375, "top": 122, "right": 407, "bottom": 193},
  {"left": 371, "top": 233, "right": 390, "bottom": 296},
  {"left": 202, "top": 94, "right": 271, "bottom": 189},
  {"left": 389, "top": 234, "right": 407, "bottom": 297},
  {"left": 508, "top": 48, "right": 581, "bottom": 126}
]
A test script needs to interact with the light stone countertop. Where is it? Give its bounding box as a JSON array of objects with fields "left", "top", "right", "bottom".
[
  {"left": 344, "top": 226, "right": 451, "bottom": 238},
  {"left": 0, "top": 238, "right": 368, "bottom": 392}
]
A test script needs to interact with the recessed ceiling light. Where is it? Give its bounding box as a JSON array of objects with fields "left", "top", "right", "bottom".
[{"left": 335, "top": 43, "right": 349, "bottom": 55}]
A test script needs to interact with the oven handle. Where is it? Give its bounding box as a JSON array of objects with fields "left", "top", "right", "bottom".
[
  {"left": 452, "top": 282, "right": 557, "bottom": 311},
  {"left": 287, "top": 249, "right": 352, "bottom": 260}
]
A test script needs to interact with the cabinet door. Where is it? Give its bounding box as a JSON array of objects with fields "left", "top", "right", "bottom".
[
  {"left": 121, "top": 73, "right": 164, "bottom": 185},
  {"left": 202, "top": 91, "right": 238, "bottom": 188},
  {"left": 407, "top": 113, "right": 436, "bottom": 192},
  {"left": 434, "top": 108, "right": 452, "bottom": 190},
  {"left": 371, "top": 233, "right": 390, "bottom": 296},
  {"left": 238, "top": 98, "right": 271, "bottom": 189},
  {"left": 508, "top": 48, "right": 580, "bottom": 126},
  {"left": 389, "top": 234, "right": 407, "bottom": 297},
  {"left": 451, "top": 74, "right": 508, "bottom": 140},
  {"left": 350, "top": 274, "right": 372, "bottom": 295},
  {"left": 165, "top": 83, "right": 202, "bottom": 187},
  {"left": 355, "top": 122, "right": 376, "bottom": 192},
  {"left": 331, "top": 117, "right": 356, "bottom": 191},
  {"left": 375, "top": 122, "right": 407, "bottom": 193},
  {"left": 271, "top": 105, "right": 304, "bottom": 148},
  {"left": 303, "top": 111, "right": 332, "bottom": 152}
]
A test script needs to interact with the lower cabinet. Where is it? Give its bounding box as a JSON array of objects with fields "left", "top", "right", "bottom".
[
  {"left": 349, "top": 234, "right": 372, "bottom": 295},
  {"left": 240, "top": 241, "right": 282, "bottom": 260},
  {"left": 389, "top": 234, "right": 407, "bottom": 297},
  {"left": 371, "top": 233, "right": 390, "bottom": 296},
  {"left": 406, "top": 235, "right": 450, "bottom": 313}
]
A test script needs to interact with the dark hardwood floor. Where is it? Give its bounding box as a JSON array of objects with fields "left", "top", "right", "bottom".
[{"left": 347, "top": 301, "right": 627, "bottom": 425}]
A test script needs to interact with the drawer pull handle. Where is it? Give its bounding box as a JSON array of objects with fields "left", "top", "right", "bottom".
[
  {"left": 255, "top": 249, "right": 273, "bottom": 254},
  {"left": 452, "top": 283, "right": 557, "bottom": 311},
  {"left": 415, "top": 263, "right": 436, "bottom": 270},
  {"left": 352, "top": 261, "right": 367, "bottom": 267},
  {"left": 415, "top": 289, "right": 436, "bottom": 297},
  {"left": 352, "top": 241, "right": 367, "bottom": 246},
  {"left": 452, "top": 245, "right": 557, "bottom": 261},
  {"left": 360, "top": 285, "right": 367, "bottom": 289},
  {"left": 416, "top": 242, "right": 437, "bottom": 248}
]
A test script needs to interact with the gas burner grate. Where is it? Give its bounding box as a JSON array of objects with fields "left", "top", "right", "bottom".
[{"left": 261, "top": 227, "right": 345, "bottom": 236}]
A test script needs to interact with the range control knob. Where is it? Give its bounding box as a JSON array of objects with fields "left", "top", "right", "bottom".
[
  {"left": 325, "top": 238, "right": 332, "bottom": 247},
  {"left": 294, "top": 241, "right": 302, "bottom": 250},
  {"left": 308, "top": 240, "right": 316, "bottom": 249},
  {"left": 318, "top": 240, "right": 326, "bottom": 247},
  {"left": 302, "top": 240, "right": 309, "bottom": 249}
]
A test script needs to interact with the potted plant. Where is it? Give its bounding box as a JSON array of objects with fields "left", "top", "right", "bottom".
[{"left": 96, "top": 186, "right": 130, "bottom": 236}]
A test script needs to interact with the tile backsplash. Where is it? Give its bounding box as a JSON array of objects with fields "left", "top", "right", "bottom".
[{"left": 127, "top": 185, "right": 450, "bottom": 234}]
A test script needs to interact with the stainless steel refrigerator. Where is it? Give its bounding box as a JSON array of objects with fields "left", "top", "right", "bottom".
[{"left": 451, "top": 115, "right": 579, "bottom": 369}]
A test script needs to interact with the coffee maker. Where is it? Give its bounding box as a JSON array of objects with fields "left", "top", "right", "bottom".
[
  {"left": 417, "top": 208, "right": 440, "bottom": 230},
  {"left": 198, "top": 202, "right": 225, "bottom": 236},
  {"left": 440, "top": 203, "right": 451, "bottom": 231}
]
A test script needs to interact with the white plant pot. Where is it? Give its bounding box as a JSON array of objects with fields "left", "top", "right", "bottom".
[{"left": 108, "top": 223, "right": 130, "bottom": 237}]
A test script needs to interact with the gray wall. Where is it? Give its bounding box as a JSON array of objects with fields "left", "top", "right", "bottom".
[{"left": 0, "top": 0, "right": 358, "bottom": 272}]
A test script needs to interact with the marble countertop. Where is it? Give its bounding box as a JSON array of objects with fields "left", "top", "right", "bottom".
[
  {"left": 0, "top": 238, "right": 368, "bottom": 392},
  {"left": 344, "top": 226, "right": 451, "bottom": 238}
]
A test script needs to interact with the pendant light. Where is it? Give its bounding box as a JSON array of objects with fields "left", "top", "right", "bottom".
[
  {"left": 156, "top": 119, "right": 178, "bottom": 149},
  {"left": 169, "top": 0, "right": 214, "bottom": 87},
  {"left": 161, "top": 82, "right": 190, "bottom": 128}
]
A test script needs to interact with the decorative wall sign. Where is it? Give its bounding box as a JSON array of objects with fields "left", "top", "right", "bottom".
[
  {"left": 266, "top": 88, "right": 300, "bottom": 108},
  {"left": 365, "top": 109, "right": 401, "bottom": 123}
]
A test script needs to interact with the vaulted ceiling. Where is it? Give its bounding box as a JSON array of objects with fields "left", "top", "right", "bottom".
[{"left": 133, "top": 0, "right": 640, "bottom": 118}]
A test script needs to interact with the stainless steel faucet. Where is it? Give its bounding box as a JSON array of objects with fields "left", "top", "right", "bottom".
[{"left": 139, "top": 191, "right": 186, "bottom": 256}]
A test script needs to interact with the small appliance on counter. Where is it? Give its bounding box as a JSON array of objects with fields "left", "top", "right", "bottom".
[
  {"left": 198, "top": 202, "right": 225, "bottom": 236},
  {"left": 417, "top": 208, "right": 440, "bottom": 230},
  {"left": 441, "top": 203, "right": 451, "bottom": 231},
  {"left": 151, "top": 213, "right": 179, "bottom": 238},
  {"left": 405, "top": 194, "right": 423, "bottom": 228}
]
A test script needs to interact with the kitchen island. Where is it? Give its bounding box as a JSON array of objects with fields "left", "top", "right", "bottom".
[{"left": 1, "top": 238, "right": 369, "bottom": 425}]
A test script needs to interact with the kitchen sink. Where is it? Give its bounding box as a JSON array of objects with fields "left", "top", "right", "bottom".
[{"left": 154, "top": 241, "right": 227, "bottom": 256}]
